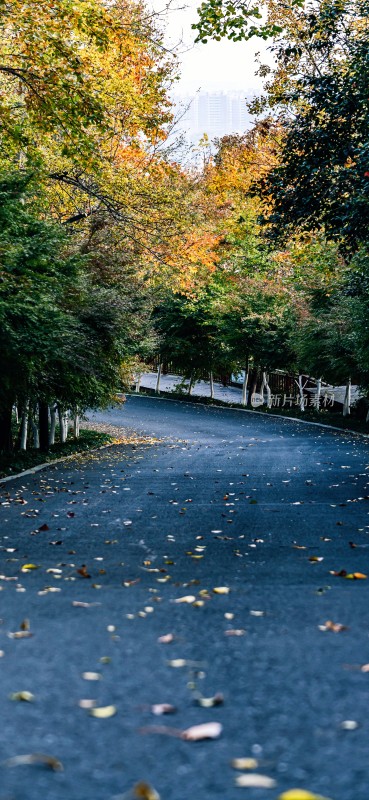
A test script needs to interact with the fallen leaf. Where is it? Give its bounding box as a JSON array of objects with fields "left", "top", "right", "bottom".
[
  {"left": 77, "top": 565, "right": 91, "bottom": 578},
  {"left": 7, "top": 631, "right": 33, "bottom": 639},
  {"left": 157, "top": 633, "right": 174, "bottom": 644},
  {"left": 213, "top": 587, "right": 230, "bottom": 595},
  {"left": 78, "top": 699, "right": 96, "bottom": 709},
  {"left": 225, "top": 629, "right": 246, "bottom": 637},
  {"left": 10, "top": 691, "right": 34, "bottom": 702},
  {"left": 133, "top": 782, "right": 160, "bottom": 800},
  {"left": 195, "top": 692, "right": 224, "bottom": 708},
  {"left": 231, "top": 758, "right": 259, "bottom": 770},
  {"left": 151, "top": 704, "right": 177, "bottom": 715},
  {"left": 278, "top": 791, "right": 333, "bottom": 800},
  {"left": 309, "top": 556, "right": 324, "bottom": 563},
  {"left": 21, "top": 564, "right": 39, "bottom": 572},
  {"left": 82, "top": 672, "right": 102, "bottom": 681},
  {"left": 173, "top": 595, "right": 196, "bottom": 604},
  {"left": 89, "top": 704, "right": 117, "bottom": 718},
  {"left": 235, "top": 773, "right": 276, "bottom": 788},
  {"left": 319, "top": 620, "right": 347, "bottom": 633},
  {"left": 167, "top": 659, "right": 187, "bottom": 668},
  {"left": 181, "top": 721, "right": 222, "bottom": 741},
  {"left": 5, "top": 753, "right": 63, "bottom": 771}
]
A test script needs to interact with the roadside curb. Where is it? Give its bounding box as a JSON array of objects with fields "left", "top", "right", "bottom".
[
  {"left": 128, "top": 391, "right": 369, "bottom": 440},
  {"left": 0, "top": 442, "right": 118, "bottom": 486}
]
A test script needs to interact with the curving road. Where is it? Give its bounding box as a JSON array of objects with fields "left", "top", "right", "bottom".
[{"left": 1, "top": 395, "right": 369, "bottom": 800}]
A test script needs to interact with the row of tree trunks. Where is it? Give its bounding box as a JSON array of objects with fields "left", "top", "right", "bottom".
[{"left": 0, "top": 404, "right": 81, "bottom": 453}]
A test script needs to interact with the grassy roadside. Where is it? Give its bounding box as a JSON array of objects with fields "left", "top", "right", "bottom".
[
  {"left": 136, "top": 387, "right": 369, "bottom": 436},
  {"left": 0, "top": 429, "right": 113, "bottom": 480}
]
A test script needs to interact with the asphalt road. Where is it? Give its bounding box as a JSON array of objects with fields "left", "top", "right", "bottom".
[{"left": 1, "top": 395, "right": 369, "bottom": 800}]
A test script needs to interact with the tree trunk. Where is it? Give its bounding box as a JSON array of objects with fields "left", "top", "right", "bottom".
[
  {"left": 39, "top": 401, "right": 49, "bottom": 452},
  {"left": 73, "top": 414, "right": 80, "bottom": 438},
  {"left": 155, "top": 363, "right": 162, "bottom": 394},
  {"left": 246, "top": 369, "right": 258, "bottom": 408},
  {"left": 49, "top": 404, "right": 57, "bottom": 445},
  {"left": 135, "top": 374, "right": 141, "bottom": 393},
  {"left": 0, "top": 404, "right": 13, "bottom": 452},
  {"left": 209, "top": 371, "right": 214, "bottom": 400},
  {"left": 58, "top": 406, "right": 67, "bottom": 443},
  {"left": 297, "top": 375, "right": 306, "bottom": 411},
  {"left": 343, "top": 379, "right": 351, "bottom": 417},
  {"left": 241, "top": 363, "right": 249, "bottom": 407},
  {"left": 30, "top": 417, "right": 40, "bottom": 449},
  {"left": 188, "top": 373, "right": 195, "bottom": 395},
  {"left": 20, "top": 402, "right": 29, "bottom": 451},
  {"left": 263, "top": 372, "right": 272, "bottom": 408}
]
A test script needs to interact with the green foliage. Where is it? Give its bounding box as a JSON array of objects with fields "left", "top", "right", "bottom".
[{"left": 192, "top": 0, "right": 303, "bottom": 43}]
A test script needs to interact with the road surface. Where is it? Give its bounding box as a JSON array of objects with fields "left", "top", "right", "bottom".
[{"left": 1, "top": 395, "right": 369, "bottom": 800}]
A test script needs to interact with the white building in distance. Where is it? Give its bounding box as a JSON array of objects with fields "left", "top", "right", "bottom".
[{"left": 172, "top": 91, "right": 253, "bottom": 146}]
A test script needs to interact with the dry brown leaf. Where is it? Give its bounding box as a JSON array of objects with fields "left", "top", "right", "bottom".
[
  {"left": 133, "top": 782, "right": 160, "bottom": 800},
  {"left": 7, "top": 631, "right": 33, "bottom": 639},
  {"left": 319, "top": 620, "right": 347, "bottom": 633},
  {"left": 5, "top": 753, "right": 63, "bottom": 771},
  {"left": 235, "top": 773, "right": 276, "bottom": 788}
]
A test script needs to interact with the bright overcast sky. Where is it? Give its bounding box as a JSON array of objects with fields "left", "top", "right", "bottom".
[{"left": 151, "top": 0, "right": 272, "bottom": 95}]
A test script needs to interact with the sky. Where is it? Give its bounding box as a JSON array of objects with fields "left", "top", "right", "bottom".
[{"left": 151, "top": 0, "right": 272, "bottom": 96}]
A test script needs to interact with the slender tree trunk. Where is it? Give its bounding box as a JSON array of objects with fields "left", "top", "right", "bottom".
[
  {"left": 73, "top": 414, "right": 80, "bottom": 439},
  {"left": 297, "top": 375, "right": 306, "bottom": 411},
  {"left": 264, "top": 372, "right": 272, "bottom": 408},
  {"left": 209, "top": 371, "right": 214, "bottom": 400},
  {"left": 58, "top": 406, "right": 67, "bottom": 443},
  {"left": 316, "top": 377, "right": 322, "bottom": 410},
  {"left": 0, "top": 404, "right": 13, "bottom": 452},
  {"left": 30, "top": 417, "right": 40, "bottom": 449},
  {"left": 247, "top": 369, "right": 258, "bottom": 408},
  {"left": 155, "top": 363, "right": 162, "bottom": 394},
  {"left": 188, "top": 373, "right": 195, "bottom": 395},
  {"left": 20, "top": 402, "right": 29, "bottom": 451},
  {"left": 343, "top": 379, "right": 351, "bottom": 417},
  {"left": 241, "top": 362, "right": 249, "bottom": 407},
  {"left": 49, "top": 404, "right": 57, "bottom": 445},
  {"left": 39, "top": 401, "right": 49, "bottom": 453},
  {"left": 14, "top": 404, "right": 19, "bottom": 424},
  {"left": 135, "top": 374, "right": 141, "bottom": 393}
]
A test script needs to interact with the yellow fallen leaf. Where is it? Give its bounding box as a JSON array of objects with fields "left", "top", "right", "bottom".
[
  {"left": 213, "top": 586, "right": 230, "bottom": 594},
  {"left": 278, "top": 791, "right": 333, "bottom": 800},
  {"left": 235, "top": 773, "right": 276, "bottom": 788},
  {"left": 89, "top": 704, "right": 117, "bottom": 718},
  {"left": 21, "top": 564, "right": 39, "bottom": 572},
  {"left": 231, "top": 758, "right": 259, "bottom": 770},
  {"left": 10, "top": 691, "right": 34, "bottom": 702}
]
